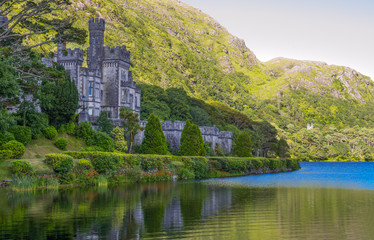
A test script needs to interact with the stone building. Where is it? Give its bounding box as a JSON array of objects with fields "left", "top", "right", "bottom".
[
  {"left": 45, "top": 18, "right": 233, "bottom": 153},
  {"left": 48, "top": 18, "right": 141, "bottom": 119}
]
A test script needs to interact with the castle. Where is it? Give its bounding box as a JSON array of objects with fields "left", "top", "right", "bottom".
[{"left": 45, "top": 18, "right": 233, "bottom": 153}]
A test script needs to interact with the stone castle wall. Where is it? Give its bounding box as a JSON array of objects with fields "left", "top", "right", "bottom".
[{"left": 133, "top": 120, "right": 233, "bottom": 154}]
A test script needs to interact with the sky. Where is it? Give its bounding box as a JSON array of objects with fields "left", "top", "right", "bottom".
[{"left": 183, "top": 0, "right": 374, "bottom": 80}]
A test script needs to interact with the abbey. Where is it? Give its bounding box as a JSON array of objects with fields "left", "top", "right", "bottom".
[
  {"left": 46, "top": 18, "right": 141, "bottom": 119},
  {"left": 45, "top": 18, "right": 233, "bottom": 153}
]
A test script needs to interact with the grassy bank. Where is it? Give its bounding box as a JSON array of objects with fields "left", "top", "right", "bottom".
[{"left": 1, "top": 151, "right": 300, "bottom": 190}]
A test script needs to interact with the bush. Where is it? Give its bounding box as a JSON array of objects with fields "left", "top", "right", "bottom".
[
  {"left": 90, "top": 153, "right": 120, "bottom": 174},
  {"left": 3, "top": 140, "right": 25, "bottom": 159},
  {"left": 140, "top": 114, "right": 168, "bottom": 155},
  {"left": 177, "top": 168, "right": 195, "bottom": 180},
  {"left": 0, "top": 132, "right": 15, "bottom": 146},
  {"left": 233, "top": 132, "right": 253, "bottom": 157},
  {"left": 75, "top": 121, "right": 94, "bottom": 144},
  {"left": 11, "top": 160, "right": 34, "bottom": 177},
  {"left": 45, "top": 153, "right": 74, "bottom": 173},
  {"left": 92, "top": 131, "right": 114, "bottom": 152},
  {"left": 0, "top": 150, "right": 12, "bottom": 161},
  {"left": 125, "top": 167, "right": 143, "bottom": 182},
  {"left": 76, "top": 159, "right": 93, "bottom": 171},
  {"left": 54, "top": 137, "right": 68, "bottom": 150},
  {"left": 111, "top": 127, "right": 127, "bottom": 152},
  {"left": 9, "top": 125, "right": 32, "bottom": 146},
  {"left": 59, "top": 122, "right": 75, "bottom": 135},
  {"left": 268, "top": 159, "right": 280, "bottom": 170},
  {"left": 179, "top": 120, "right": 206, "bottom": 156},
  {"left": 43, "top": 126, "right": 58, "bottom": 140},
  {"left": 191, "top": 158, "right": 209, "bottom": 179}
]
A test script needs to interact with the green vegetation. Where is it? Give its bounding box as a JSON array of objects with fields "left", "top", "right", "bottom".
[
  {"left": 110, "top": 127, "right": 128, "bottom": 152},
  {"left": 233, "top": 132, "right": 253, "bottom": 157},
  {"left": 120, "top": 107, "right": 144, "bottom": 153},
  {"left": 54, "top": 137, "right": 69, "bottom": 150},
  {"left": 141, "top": 114, "right": 168, "bottom": 155},
  {"left": 43, "top": 126, "right": 58, "bottom": 140},
  {"left": 3, "top": 141, "right": 25, "bottom": 159},
  {"left": 179, "top": 120, "right": 206, "bottom": 156}
]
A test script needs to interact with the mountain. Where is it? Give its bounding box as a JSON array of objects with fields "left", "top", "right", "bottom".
[{"left": 41, "top": 0, "right": 374, "bottom": 160}]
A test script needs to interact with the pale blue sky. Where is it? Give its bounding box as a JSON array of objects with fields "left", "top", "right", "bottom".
[{"left": 183, "top": 0, "right": 374, "bottom": 80}]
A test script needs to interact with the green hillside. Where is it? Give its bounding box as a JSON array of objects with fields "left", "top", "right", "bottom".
[{"left": 23, "top": 0, "right": 374, "bottom": 160}]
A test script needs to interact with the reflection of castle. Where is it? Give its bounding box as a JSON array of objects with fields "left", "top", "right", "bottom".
[
  {"left": 45, "top": 18, "right": 141, "bottom": 119},
  {"left": 44, "top": 18, "right": 232, "bottom": 153}
]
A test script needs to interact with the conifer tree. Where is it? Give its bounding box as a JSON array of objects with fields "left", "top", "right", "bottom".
[
  {"left": 179, "top": 120, "right": 206, "bottom": 156},
  {"left": 233, "top": 132, "right": 253, "bottom": 157},
  {"left": 140, "top": 113, "right": 167, "bottom": 155}
]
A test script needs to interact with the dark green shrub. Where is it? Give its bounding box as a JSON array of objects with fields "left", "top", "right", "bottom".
[
  {"left": 54, "top": 137, "right": 68, "bottom": 150},
  {"left": 228, "top": 158, "right": 250, "bottom": 172},
  {"left": 0, "top": 132, "right": 15, "bottom": 146},
  {"left": 287, "top": 159, "right": 301, "bottom": 170},
  {"left": 0, "top": 150, "right": 12, "bottom": 161},
  {"left": 90, "top": 153, "right": 120, "bottom": 174},
  {"left": 192, "top": 158, "right": 209, "bottom": 179},
  {"left": 45, "top": 153, "right": 74, "bottom": 173},
  {"left": 179, "top": 120, "right": 206, "bottom": 156},
  {"left": 59, "top": 122, "right": 75, "bottom": 135},
  {"left": 125, "top": 167, "right": 143, "bottom": 182},
  {"left": 76, "top": 159, "right": 93, "bottom": 171},
  {"left": 140, "top": 114, "right": 167, "bottom": 155},
  {"left": 3, "top": 140, "right": 25, "bottom": 159},
  {"left": 97, "top": 111, "right": 113, "bottom": 135},
  {"left": 43, "top": 126, "right": 58, "bottom": 140},
  {"left": 269, "top": 159, "right": 280, "bottom": 170},
  {"left": 11, "top": 160, "right": 34, "bottom": 177},
  {"left": 75, "top": 121, "right": 95, "bottom": 144},
  {"left": 92, "top": 131, "right": 114, "bottom": 152},
  {"left": 9, "top": 125, "right": 32, "bottom": 146},
  {"left": 233, "top": 132, "right": 253, "bottom": 157},
  {"left": 251, "top": 158, "right": 264, "bottom": 169},
  {"left": 177, "top": 167, "right": 195, "bottom": 180},
  {"left": 209, "top": 160, "right": 222, "bottom": 170}
]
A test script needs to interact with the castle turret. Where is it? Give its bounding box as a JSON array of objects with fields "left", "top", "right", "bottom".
[{"left": 87, "top": 18, "right": 105, "bottom": 70}]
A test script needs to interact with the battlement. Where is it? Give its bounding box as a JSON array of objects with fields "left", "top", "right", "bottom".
[
  {"left": 199, "top": 126, "right": 219, "bottom": 136},
  {"left": 219, "top": 131, "right": 233, "bottom": 139},
  {"left": 58, "top": 48, "right": 84, "bottom": 62},
  {"left": 89, "top": 18, "right": 105, "bottom": 31},
  {"left": 162, "top": 121, "right": 186, "bottom": 131},
  {"left": 0, "top": 15, "right": 8, "bottom": 29},
  {"left": 103, "top": 46, "right": 130, "bottom": 63}
]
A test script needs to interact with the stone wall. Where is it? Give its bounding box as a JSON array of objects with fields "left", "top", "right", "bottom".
[{"left": 133, "top": 120, "right": 233, "bottom": 154}]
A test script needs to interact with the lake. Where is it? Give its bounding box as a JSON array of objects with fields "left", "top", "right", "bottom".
[{"left": 1, "top": 162, "right": 374, "bottom": 239}]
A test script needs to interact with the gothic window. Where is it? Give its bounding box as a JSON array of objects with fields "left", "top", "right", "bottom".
[
  {"left": 135, "top": 96, "right": 138, "bottom": 107},
  {"left": 88, "top": 108, "right": 93, "bottom": 116},
  {"left": 121, "top": 89, "right": 126, "bottom": 103},
  {"left": 88, "top": 82, "right": 93, "bottom": 96}
]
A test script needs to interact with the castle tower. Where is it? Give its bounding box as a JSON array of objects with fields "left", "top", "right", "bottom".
[{"left": 87, "top": 18, "right": 105, "bottom": 70}]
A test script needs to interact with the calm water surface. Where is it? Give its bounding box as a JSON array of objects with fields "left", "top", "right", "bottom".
[{"left": 1, "top": 162, "right": 374, "bottom": 240}]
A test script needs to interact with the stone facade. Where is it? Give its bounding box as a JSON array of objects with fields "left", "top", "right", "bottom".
[
  {"left": 134, "top": 120, "right": 233, "bottom": 154},
  {"left": 45, "top": 18, "right": 141, "bottom": 119},
  {"left": 44, "top": 18, "right": 233, "bottom": 153}
]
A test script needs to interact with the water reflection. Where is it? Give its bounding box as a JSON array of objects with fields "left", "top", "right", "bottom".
[{"left": 1, "top": 164, "right": 374, "bottom": 240}]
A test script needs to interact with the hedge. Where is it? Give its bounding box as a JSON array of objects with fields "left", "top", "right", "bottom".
[
  {"left": 11, "top": 160, "right": 34, "bottom": 177},
  {"left": 45, "top": 153, "right": 74, "bottom": 173},
  {"left": 2, "top": 140, "right": 26, "bottom": 159},
  {"left": 63, "top": 151, "right": 301, "bottom": 179},
  {"left": 0, "top": 150, "right": 13, "bottom": 162},
  {"left": 9, "top": 126, "right": 32, "bottom": 146}
]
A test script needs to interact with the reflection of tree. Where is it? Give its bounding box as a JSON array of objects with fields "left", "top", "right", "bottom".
[{"left": 179, "top": 183, "right": 207, "bottom": 226}]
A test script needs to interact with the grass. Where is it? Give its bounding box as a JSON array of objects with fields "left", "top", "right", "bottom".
[{"left": 23, "top": 134, "right": 86, "bottom": 159}]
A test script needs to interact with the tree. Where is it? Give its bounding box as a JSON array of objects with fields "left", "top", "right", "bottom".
[
  {"left": 179, "top": 120, "right": 206, "bottom": 156},
  {"left": 233, "top": 132, "right": 253, "bottom": 157},
  {"left": 110, "top": 126, "right": 127, "bottom": 152},
  {"left": 40, "top": 78, "right": 79, "bottom": 127},
  {"left": 97, "top": 111, "right": 113, "bottom": 135},
  {"left": 15, "top": 101, "right": 49, "bottom": 139},
  {"left": 140, "top": 113, "right": 167, "bottom": 155},
  {"left": 119, "top": 107, "right": 143, "bottom": 154},
  {"left": 0, "top": 106, "right": 16, "bottom": 133},
  {"left": 166, "top": 88, "right": 191, "bottom": 121}
]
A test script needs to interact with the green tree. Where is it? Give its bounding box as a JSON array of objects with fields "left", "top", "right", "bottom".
[
  {"left": 110, "top": 126, "right": 127, "bottom": 152},
  {"left": 97, "top": 111, "right": 113, "bottom": 135},
  {"left": 166, "top": 88, "right": 192, "bottom": 121},
  {"left": 119, "top": 107, "right": 144, "bottom": 154},
  {"left": 40, "top": 78, "right": 79, "bottom": 127},
  {"left": 233, "top": 132, "right": 253, "bottom": 157},
  {"left": 179, "top": 120, "right": 206, "bottom": 156},
  {"left": 140, "top": 113, "right": 167, "bottom": 155},
  {"left": 15, "top": 101, "right": 49, "bottom": 139},
  {"left": 0, "top": 106, "right": 16, "bottom": 133}
]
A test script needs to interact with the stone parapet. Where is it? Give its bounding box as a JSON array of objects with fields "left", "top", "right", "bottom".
[{"left": 103, "top": 46, "right": 130, "bottom": 63}]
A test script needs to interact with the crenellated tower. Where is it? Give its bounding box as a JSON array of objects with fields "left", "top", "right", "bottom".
[{"left": 87, "top": 18, "right": 105, "bottom": 71}]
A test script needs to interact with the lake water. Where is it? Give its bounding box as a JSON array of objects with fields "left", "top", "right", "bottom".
[{"left": 1, "top": 162, "right": 374, "bottom": 240}]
